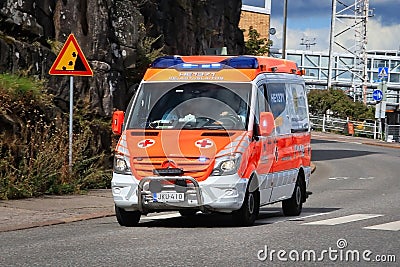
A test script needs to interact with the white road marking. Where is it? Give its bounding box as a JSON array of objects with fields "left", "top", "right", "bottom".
[
  {"left": 359, "top": 177, "right": 375, "bottom": 180},
  {"left": 329, "top": 177, "right": 349, "bottom": 180},
  {"left": 256, "top": 212, "right": 332, "bottom": 224},
  {"left": 142, "top": 212, "right": 181, "bottom": 220},
  {"left": 364, "top": 220, "right": 400, "bottom": 231},
  {"left": 287, "top": 212, "right": 334, "bottom": 221},
  {"left": 303, "top": 214, "right": 383, "bottom": 225}
]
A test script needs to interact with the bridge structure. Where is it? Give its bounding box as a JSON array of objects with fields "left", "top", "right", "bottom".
[{"left": 270, "top": 49, "right": 400, "bottom": 107}]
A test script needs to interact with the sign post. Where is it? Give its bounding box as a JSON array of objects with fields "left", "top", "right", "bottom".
[
  {"left": 376, "top": 67, "right": 389, "bottom": 140},
  {"left": 69, "top": 76, "right": 73, "bottom": 171},
  {"left": 49, "top": 34, "right": 93, "bottom": 171}
]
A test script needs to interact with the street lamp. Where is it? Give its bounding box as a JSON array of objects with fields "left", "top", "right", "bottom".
[{"left": 282, "top": 0, "right": 288, "bottom": 59}]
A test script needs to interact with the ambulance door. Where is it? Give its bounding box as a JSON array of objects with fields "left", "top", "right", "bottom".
[
  {"left": 265, "top": 82, "right": 295, "bottom": 203},
  {"left": 255, "top": 83, "right": 275, "bottom": 205},
  {"left": 288, "top": 83, "right": 311, "bottom": 169},
  {"left": 265, "top": 82, "right": 294, "bottom": 172}
]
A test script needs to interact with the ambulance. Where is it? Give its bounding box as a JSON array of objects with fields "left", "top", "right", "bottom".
[{"left": 111, "top": 55, "right": 311, "bottom": 226}]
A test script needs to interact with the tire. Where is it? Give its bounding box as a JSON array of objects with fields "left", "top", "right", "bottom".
[
  {"left": 179, "top": 210, "right": 198, "bottom": 217},
  {"left": 282, "top": 177, "right": 304, "bottom": 216},
  {"left": 232, "top": 189, "right": 260, "bottom": 226},
  {"left": 115, "top": 205, "right": 141, "bottom": 227}
]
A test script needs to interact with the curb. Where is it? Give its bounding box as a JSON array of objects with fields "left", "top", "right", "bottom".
[
  {"left": 312, "top": 132, "right": 400, "bottom": 150},
  {"left": 362, "top": 141, "right": 400, "bottom": 149},
  {"left": 0, "top": 211, "right": 115, "bottom": 233}
]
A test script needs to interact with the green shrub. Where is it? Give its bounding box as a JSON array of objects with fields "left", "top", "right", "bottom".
[
  {"left": 0, "top": 73, "right": 41, "bottom": 97},
  {"left": 0, "top": 74, "right": 112, "bottom": 200}
]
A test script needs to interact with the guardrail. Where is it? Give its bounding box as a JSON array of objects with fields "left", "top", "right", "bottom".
[
  {"left": 310, "top": 114, "right": 377, "bottom": 138},
  {"left": 310, "top": 114, "right": 400, "bottom": 143}
]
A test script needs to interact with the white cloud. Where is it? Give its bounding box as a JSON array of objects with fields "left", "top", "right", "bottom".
[
  {"left": 367, "top": 18, "right": 400, "bottom": 50},
  {"left": 270, "top": 18, "right": 330, "bottom": 52}
]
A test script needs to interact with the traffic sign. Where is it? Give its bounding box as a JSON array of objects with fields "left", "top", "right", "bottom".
[
  {"left": 378, "top": 67, "right": 389, "bottom": 79},
  {"left": 372, "top": 89, "right": 383, "bottom": 101},
  {"left": 49, "top": 34, "right": 93, "bottom": 76}
]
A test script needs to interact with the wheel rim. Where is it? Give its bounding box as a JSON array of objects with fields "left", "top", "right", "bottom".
[
  {"left": 295, "top": 185, "right": 301, "bottom": 206},
  {"left": 248, "top": 193, "right": 255, "bottom": 214}
]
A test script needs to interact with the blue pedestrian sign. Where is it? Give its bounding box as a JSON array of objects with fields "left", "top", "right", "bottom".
[
  {"left": 373, "top": 89, "right": 383, "bottom": 101},
  {"left": 378, "top": 67, "right": 389, "bottom": 79}
]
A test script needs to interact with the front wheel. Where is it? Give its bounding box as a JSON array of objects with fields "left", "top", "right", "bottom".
[
  {"left": 232, "top": 189, "right": 260, "bottom": 226},
  {"left": 115, "top": 205, "right": 141, "bottom": 227},
  {"left": 282, "top": 178, "right": 304, "bottom": 216}
]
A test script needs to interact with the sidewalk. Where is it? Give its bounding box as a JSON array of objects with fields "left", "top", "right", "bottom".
[
  {"left": 1, "top": 132, "right": 397, "bottom": 233},
  {"left": 0, "top": 189, "right": 115, "bottom": 232}
]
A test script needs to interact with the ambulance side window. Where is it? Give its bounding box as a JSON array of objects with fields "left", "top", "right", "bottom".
[
  {"left": 266, "top": 83, "right": 286, "bottom": 118},
  {"left": 289, "top": 83, "right": 309, "bottom": 132},
  {"left": 266, "top": 83, "right": 290, "bottom": 135}
]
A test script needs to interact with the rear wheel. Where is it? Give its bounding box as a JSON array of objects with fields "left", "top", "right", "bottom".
[
  {"left": 282, "top": 177, "right": 304, "bottom": 216},
  {"left": 115, "top": 205, "right": 141, "bottom": 227},
  {"left": 232, "top": 189, "right": 260, "bottom": 226}
]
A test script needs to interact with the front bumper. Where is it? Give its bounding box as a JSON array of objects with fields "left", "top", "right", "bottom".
[{"left": 111, "top": 173, "right": 248, "bottom": 213}]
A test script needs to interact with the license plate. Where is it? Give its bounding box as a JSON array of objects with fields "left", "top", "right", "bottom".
[{"left": 153, "top": 192, "right": 184, "bottom": 202}]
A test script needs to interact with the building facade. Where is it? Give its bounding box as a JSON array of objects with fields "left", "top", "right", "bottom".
[{"left": 239, "top": 0, "right": 271, "bottom": 41}]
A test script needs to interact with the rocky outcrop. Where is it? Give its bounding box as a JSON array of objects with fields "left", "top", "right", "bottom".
[{"left": 0, "top": 0, "right": 244, "bottom": 115}]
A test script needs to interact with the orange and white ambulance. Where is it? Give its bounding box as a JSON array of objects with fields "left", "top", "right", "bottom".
[{"left": 111, "top": 55, "right": 311, "bottom": 226}]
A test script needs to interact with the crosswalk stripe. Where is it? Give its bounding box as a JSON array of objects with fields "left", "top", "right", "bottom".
[
  {"left": 303, "top": 214, "right": 383, "bottom": 225},
  {"left": 142, "top": 212, "right": 181, "bottom": 220},
  {"left": 364, "top": 220, "right": 400, "bottom": 231}
]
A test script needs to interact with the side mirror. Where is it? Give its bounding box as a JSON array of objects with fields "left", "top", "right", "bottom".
[
  {"left": 259, "top": 112, "right": 275, "bottom": 136},
  {"left": 112, "top": 110, "right": 124, "bottom": 135}
]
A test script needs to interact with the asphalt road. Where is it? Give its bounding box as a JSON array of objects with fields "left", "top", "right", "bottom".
[{"left": 1, "top": 138, "right": 399, "bottom": 266}]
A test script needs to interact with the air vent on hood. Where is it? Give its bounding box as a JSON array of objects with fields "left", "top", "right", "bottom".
[
  {"left": 130, "top": 131, "right": 159, "bottom": 136},
  {"left": 201, "top": 132, "right": 235, "bottom": 137}
]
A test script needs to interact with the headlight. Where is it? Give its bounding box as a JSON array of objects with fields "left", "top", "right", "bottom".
[
  {"left": 113, "top": 153, "right": 132, "bottom": 175},
  {"left": 212, "top": 153, "right": 242, "bottom": 176}
]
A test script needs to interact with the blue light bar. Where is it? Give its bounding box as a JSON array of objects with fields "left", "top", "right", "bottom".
[
  {"left": 221, "top": 56, "right": 259, "bottom": 69},
  {"left": 150, "top": 56, "right": 185, "bottom": 68},
  {"left": 150, "top": 56, "right": 259, "bottom": 70}
]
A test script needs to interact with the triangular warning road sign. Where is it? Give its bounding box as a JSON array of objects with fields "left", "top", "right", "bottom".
[{"left": 49, "top": 34, "right": 93, "bottom": 76}]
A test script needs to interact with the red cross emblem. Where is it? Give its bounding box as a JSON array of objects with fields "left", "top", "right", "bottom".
[
  {"left": 138, "top": 139, "right": 155, "bottom": 148},
  {"left": 195, "top": 139, "right": 213, "bottom": 149}
]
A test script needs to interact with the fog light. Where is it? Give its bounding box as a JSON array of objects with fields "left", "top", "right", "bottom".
[
  {"left": 113, "top": 187, "right": 121, "bottom": 194},
  {"left": 225, "top": 188, "right": 236, "bottom": 196}
]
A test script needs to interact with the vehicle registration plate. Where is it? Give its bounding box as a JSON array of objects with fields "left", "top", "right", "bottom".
[{"left": 153, "top": 192, "right": 184, "bottom": 202}]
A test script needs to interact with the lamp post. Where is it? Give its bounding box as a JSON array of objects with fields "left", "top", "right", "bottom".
[{"left": 282, "top": 0, "right": 288, "bottom": 59}]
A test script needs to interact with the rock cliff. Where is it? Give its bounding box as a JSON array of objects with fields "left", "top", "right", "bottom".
[{"left": 0, "top": 0, "right": 244, "bottom": 115}]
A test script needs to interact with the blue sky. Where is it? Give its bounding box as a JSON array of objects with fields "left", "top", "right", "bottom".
[{"left": 269, "top": 0, "right": 400, "bottom": 52}]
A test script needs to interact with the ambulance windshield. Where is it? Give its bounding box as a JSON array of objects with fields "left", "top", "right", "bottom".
[{"left": 127, "top": 82, "right": 251, "bottom": 130}]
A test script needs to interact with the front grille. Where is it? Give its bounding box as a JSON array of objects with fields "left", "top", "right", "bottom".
[{"left": 132, "top": 156, "right": 211, "bottom": 181}]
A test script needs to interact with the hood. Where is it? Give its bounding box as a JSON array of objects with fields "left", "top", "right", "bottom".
[{"left": 123, "top": 130, "right": 247, "bottom": 181}]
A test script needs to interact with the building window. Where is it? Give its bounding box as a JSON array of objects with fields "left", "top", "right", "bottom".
[{"left": 242, "top": 0, "right": 271, "bottom": 14}]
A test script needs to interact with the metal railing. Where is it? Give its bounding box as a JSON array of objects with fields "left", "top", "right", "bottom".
[
  {"left": 310, "top": 114, "right": 400, "bottom": 143},
  {"left": 310, "top": 114, "right": 377, "bottom": 138}
]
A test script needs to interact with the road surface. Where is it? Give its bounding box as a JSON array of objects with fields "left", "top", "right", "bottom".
[{"left": 1, "top": 137, "right": 399, "bottom": 266}]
